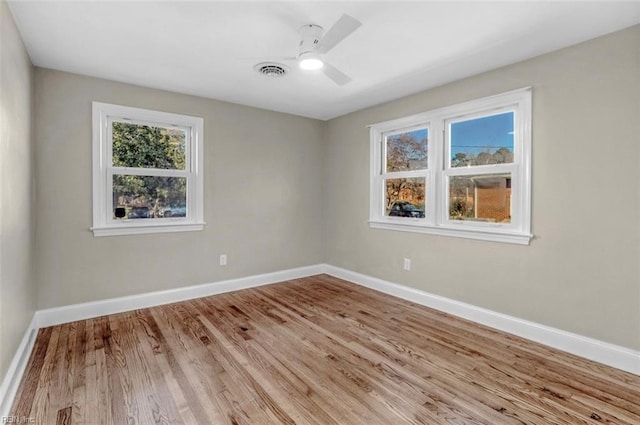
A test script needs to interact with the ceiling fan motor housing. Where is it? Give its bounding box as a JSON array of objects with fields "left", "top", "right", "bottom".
[{"left": 298, "top": 24, "right": 324, "bottom": 56}]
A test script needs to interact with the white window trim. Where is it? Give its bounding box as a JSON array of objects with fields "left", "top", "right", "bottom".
[
  {"left": 369, "top": 87, "right": 532, "bottom": 245},
  {"left": 91, "top": 102, "right": 205, "bottom": 237}
]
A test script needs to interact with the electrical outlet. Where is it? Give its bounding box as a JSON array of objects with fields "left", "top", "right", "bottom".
[
  {"left": 219, "top": 254, "right": 227, "bottom": 266},
  {"left": 403, "top": 258, "right": 411, "bottom": 271}
]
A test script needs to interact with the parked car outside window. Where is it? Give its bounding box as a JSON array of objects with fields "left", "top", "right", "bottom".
[
  {"left": 128, "top": 206, "right": 150, "bottom": 219},
  {"left": 388, "top": 201, "right": 425, "bottom": 218},
  {"left": 159, "top": 205, "right": 187, "bottom": 218}
]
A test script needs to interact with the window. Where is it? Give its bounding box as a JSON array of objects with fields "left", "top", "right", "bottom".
[
  {"left": 92, "top": 102, "right": 204, "bottom": 236},
  {"left": 384, "top": 126, "right": 428, "bottom": 219},
  {"left": 369, "top": 88, "right": 532, "bottom": 244}
]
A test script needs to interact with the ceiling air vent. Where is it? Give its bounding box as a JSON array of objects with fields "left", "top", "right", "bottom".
[{"left": 254, "top": 62, "right": 289, "bottom": 78}]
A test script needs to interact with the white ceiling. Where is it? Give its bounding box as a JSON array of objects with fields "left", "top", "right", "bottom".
[{"left": 8, "top": 1, "right": 640, "bottom": 120}]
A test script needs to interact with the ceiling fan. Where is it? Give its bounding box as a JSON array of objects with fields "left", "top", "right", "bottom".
[{"left": 254, "top": 14, "right": 362, "bottom": 86}]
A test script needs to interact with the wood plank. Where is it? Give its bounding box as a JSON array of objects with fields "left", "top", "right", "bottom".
[
  {"left": 94, "top": 316, "right": 114, "bottom": 425},
  {"left": 70, "top": 320, "right": 87, "bottom": 425},
  {"left": 9, "top": 275, "right": 640, "bottom": 424},
  {"left": 29, "top": 325, "right": 62, "bottom": 424}
]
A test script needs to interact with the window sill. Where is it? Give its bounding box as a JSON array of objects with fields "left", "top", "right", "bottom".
[
  {"left": 369, "top": 221, "right": 532, "bottom": 245},
  {"left": 91, "top": 222, "right": 205, "bottom": 237}
]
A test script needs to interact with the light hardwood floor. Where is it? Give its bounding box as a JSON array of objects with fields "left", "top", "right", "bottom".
[{"left": 10, "top": 275, "right": 640, "bottom": 424}]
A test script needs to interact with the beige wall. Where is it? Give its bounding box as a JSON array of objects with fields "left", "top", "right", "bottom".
[
  {"left": 34, "top": 69, "right": 325, "bottom": 309},
  {"left": 324, "top": 25, "right": 640, "bottom": 350},
  {"left": 0, "top": 0, "right": 35, "bottom": 378},
  {"left": 5, "top": 14, "right": 638, "bottom": 383}
]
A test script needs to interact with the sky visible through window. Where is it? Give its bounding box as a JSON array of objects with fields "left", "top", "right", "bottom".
[
  {"left": 451, "top": 111, "right": 514, "bottom": 157},
  {"left": 409, "top": 128, "right": 428, "bottom": 142},
  {"left": 395, "top": 113, "right": 514, "bottom": 154}
]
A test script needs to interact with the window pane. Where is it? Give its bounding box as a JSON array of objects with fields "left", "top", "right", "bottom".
[
  {"left": 113, "top": 175, "right": 187, "bottom": 220},
  {"left": 449, "top": 174, "right": 511, "bottom": 223},
  {"left": 386, "top": 128, "right": 428, "bottom": 172},
  {"left": 385, "top": 178, "right": 425, "bottom": 218},
  {"left": 450, "top": 112, "right": 514, "bottom": 167},
  {"left": 112, "top": 122, "right": 186, "bottom": 170}
]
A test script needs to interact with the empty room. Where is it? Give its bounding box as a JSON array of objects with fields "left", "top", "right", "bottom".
[{"left": 1, "top": 1, "right": 639, "bottom": 424}]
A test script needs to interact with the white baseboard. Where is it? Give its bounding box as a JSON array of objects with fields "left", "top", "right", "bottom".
[
  {"left": 36, "top": 264, "right": 324, "bottom": 328},
  {"left": 2, "top": 262, "right": 637, "bottom": 417},
  {"left": 4, "top": 266, "right": 322, "bottom": 415},
  {"left": 0, "top": 315, "right": 38, "bottom": 418},
  {"left": 323, "top": 264, "right": 640, "bottom": 376}
]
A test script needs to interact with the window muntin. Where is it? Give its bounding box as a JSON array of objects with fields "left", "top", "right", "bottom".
[
  {"left": 443, "top": 107, "right": 518, "bottom": 231},
  {"left": 379, "top": 125, "right": 430, "bottom": 221},
  {"left": 369, "top": 88, "right": 531, "bottom": 244},
  {"left": 92, "top": 102, "right": 204, "bottom": 236}
]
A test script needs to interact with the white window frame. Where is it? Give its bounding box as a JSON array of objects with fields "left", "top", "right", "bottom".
[
  {"left": 369, "top": 87, "right": 532, "bottom": 245},
  {"left": 379, "top": 122, "right": 431, "bottom": 222},
  {"left": 91, "top": 102, "right": 204, "bottom": 237}
]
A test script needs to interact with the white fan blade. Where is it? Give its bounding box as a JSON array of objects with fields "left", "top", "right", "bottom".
[
  {"left": 322, "top": 61, "right": 352, "bottom": 86},
  {"left": 237, "top": 56, "right": 297, "bottom": 61},
  {"left": 316, "top": 14, "right": 362, "bottom": 54}
]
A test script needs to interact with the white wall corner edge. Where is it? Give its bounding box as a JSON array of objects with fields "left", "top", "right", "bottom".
[
  {"left": 321, "top": 264, "right": 640, "bottom": 376},
  {"left": 0, "top": 315, "right": 38, "bottom": 418}
]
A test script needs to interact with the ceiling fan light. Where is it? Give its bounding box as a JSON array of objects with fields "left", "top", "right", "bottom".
[{"left": 299, "top": 56, "right": 324, "bottom": 70}]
